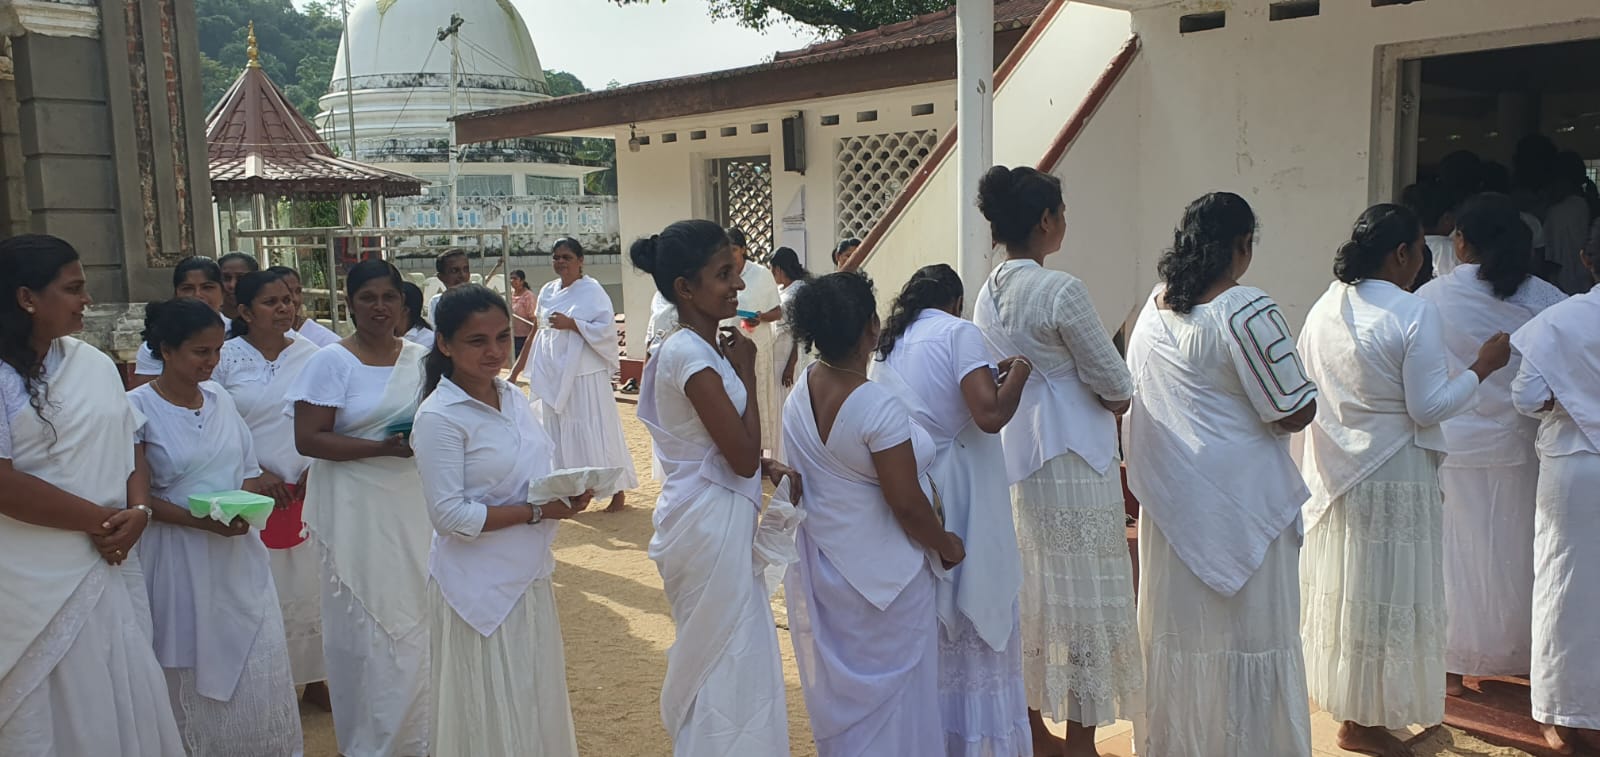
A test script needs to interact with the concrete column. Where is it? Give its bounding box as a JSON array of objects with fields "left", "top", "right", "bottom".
[{"left": 956, "top": 0, "right": 994, "bottom": 308}]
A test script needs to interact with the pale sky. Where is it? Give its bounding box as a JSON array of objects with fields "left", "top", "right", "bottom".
[{"left": 295, "top": 0, "right": 821, "bottom": 88}]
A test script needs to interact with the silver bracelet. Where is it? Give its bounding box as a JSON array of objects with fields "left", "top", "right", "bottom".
[
  {"left": 526, "top": 503, "right": 544, "bottom": 525},
  {"left": 132, "top": 504, "right": 154, "bottom": 521}
]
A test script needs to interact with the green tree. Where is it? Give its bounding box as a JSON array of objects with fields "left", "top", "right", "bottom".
[
  {"left": 610, "top": 0, "right": 947, "bottom": 34},
  {"left": 544, "top": 69, "right": 588, "bottom": 98}
]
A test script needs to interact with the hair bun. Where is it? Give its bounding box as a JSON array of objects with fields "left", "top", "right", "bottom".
[{"left": 628, "top": 235, "right": 661, "bottom": 275}]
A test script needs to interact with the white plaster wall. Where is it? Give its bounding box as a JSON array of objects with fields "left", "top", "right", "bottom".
[
  {"left": 613, "top": 82, "right": 953, "bottom": 356},
  {"left": 857, "top": 3, "right": 1136, "bottom": 317},
  {"left": 1115, "top": 0, "right": 1600, "bottom": 328}
]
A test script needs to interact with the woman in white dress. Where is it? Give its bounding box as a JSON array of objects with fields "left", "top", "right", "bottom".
[
  {"left": 769, "top": 247, "right": 811, "bottom": 439},
  {"left": 211, "top": 270, "right": 330, "bottom": 708},
  {"left": 289, "top": 259, "right": 434, "bottom": 757},
  {"left": 132, "top": 256, "right": 230, "bottom": 387},
  {"left": 1124, "top": 192, "right": 1319, "bottom": 757},
  {"left": 267, "top": 265, "right": 341, "bottom": 348},
  {"left": 128, "top": 297, "right": 302, "bottom": 756},
  {"left": 630, "top": 219, "right": 800, "bottom": 756},
  {"left": 1510, "top": 227, "right": 1600, "bottom": 755},
  {"left": 1298, "top": 203, "right": 1511, "bottom": 757},
  {"left": 413, "top": 284, "right": 591, "bottom": 757},
  {"left": 1414, "top": 193, "right": 1568, "bottom": 694},
  {"left": 783, "top": 271, "right": 965, "bottom": 757},
  {"left": 728, "top": 228, "right": 783, "bottom": 452},
  {"left": 973, "top": 166, "right": 1144, "bottom": 756},
  {"left": 528, "top": 237, "right": 639, "bottom": 513},
  {"left": 0, "top": 234, "right": 183, "bottom": 756},
  {"left": 399, "top": 282, "right": 435, "bottom": 350},
  {"left": 874, "top": 263, "right": 1032, "bottom": 756}
]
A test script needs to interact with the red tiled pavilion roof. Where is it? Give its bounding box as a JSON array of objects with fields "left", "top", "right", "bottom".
[{"left": 205, "top": 64, "right": 424, "bottom": 199}]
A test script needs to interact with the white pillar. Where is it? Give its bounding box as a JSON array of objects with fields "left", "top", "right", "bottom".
[{"left": 956, "top": 0, "right": 995, "bottom": 310}]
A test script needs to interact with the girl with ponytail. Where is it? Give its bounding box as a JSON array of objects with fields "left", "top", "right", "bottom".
[
  {"left": 412, "top": 284, "right": 588, "bottom": 756},
  {"left": 874, "top": 261, "right": 1033, "bottom": 754},
  {"left": 1125, "top": 192, "right": 1318, "bottom": 755},
  {"left": 629, "top": 219, "right": 800, "bottom": 756},
  {"left": 1414, "top": 192, "right": 1568, "bottom": 698},
  {"left": 972, "top": 165, "right": 1142, "bottom": 755},
  {"left": 1299, "top": 203, "right": 1513, "bottom": 756}
]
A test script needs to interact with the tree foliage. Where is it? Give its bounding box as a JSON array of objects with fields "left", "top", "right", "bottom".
[
  {"left": 610, "top": 0, "right": 948, "bottom": 35},
  {"left": 195, "top": 0, "right": 344, "bottom": 117}
]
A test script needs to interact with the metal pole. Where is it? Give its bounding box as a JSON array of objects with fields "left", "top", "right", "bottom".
[
  {"left": 955, "top": 0, "right": 995, "bottom": 312},
  {"left": 326, "top": 229, "right": 339, "bottom": 334},
  {"left": 439, "top": 14, "right": 464, "bottom": 238},
  {"left": 340, "top": 0, "right": 358, "bottom": 158}
]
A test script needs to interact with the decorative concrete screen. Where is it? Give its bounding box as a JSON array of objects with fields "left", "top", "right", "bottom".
[
  {"left": 834, "top": 129, "right": 940, "bottom": 241},
  {"left": 713, "top": 156, "right": 775, "bottom": 252}
]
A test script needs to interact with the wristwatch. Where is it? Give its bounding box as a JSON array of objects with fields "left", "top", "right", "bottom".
[
  {"left": 526, "top": 503, "right": 544, "bottom": 525},
  {"left": 132, "top": 504, "right": 154, "bottom": 521}
]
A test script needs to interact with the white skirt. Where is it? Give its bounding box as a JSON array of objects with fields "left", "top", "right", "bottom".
[
  {"left": 1012, "top": 452, "right": 1143, "bottom": 726},
  {"left": 1531, "top": 450, "right": 1600, "bottom": 730},
  {"left": 0, "top": 564, "right": 184, "bottom": 756},
  {"left": 164, "top": 599, "right": 303, "bottom": 757},
  {"left": 1301, "top": 443, "right": 1446, "bottom": 729},
  {"left": 322, "top": 564, "right": 431, "bottom": 757},
  {"left": 1139, "top": 517, "right": 1311, "bottom": 757},
  {"left": 429, "top": 578, "right": 578, "bottom": 757},
  {"left": 270, "top": 542, "right": 325, "bottom": 685},
  {"left": 542, "top": 370, "right": 640, "bottom": 498},
  {"left": 1441, "top": 460, "right": 1537, "bottom": 676},
  {"left": 940, "top": 607, "right": 1031, "bottom": 757},
  {"left": 748, "top": 323, "right": 779, "bottom": 454}
]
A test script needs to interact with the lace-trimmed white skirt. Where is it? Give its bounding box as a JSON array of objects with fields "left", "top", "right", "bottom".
[
  {"left": 164, "top": 598, "right": 303, "bottom": 757},
  {"left": 540, "top": 369, "right": 640, "bottom": 498},
  {"left": 1011, "top": 451, "right": 1143, "bottom": 727},
  {"left": 1301, "top": 443, "right": 1446, "bottom": 729}
]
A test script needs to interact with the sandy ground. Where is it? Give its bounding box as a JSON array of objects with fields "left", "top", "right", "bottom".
[{"left": 298, "top": 399, "right": 1532, "bottom": 757}]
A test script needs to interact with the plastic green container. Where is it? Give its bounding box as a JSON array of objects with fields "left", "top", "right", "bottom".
[{"left": 188, "top": 490, "right": 275, "bottom": 529}]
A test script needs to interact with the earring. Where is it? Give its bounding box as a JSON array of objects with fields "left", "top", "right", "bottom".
[{"left": 24, "top": 306, "right": 34, "bottom": 314}]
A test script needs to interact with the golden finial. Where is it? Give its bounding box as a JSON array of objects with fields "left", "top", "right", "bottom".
[{"left": 246, "top": 21, "right": 261, "bottom": 68}]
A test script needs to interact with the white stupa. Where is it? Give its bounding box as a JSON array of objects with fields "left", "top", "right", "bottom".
[{"left": 316, "top": 0, "right": 601, "bottom": 198}]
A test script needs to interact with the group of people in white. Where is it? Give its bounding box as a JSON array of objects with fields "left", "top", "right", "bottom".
[
  {"left": 0, "top": 238, "right": 635, "bottom": 756},
  {"left": 0, "top": 157, "right": 1595, "bottom": 757}
]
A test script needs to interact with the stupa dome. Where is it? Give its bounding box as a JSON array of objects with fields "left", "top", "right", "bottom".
[{"left": 317, "top": 0, "right": 552, "bottom": 157}]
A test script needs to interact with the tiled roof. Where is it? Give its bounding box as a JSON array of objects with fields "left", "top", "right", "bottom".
[
  {"left": 452, "top": 0, "right": 1047, "bottom": 128},
  {"left": 205, "top": 65, "right": 424, "bottom": 199}
]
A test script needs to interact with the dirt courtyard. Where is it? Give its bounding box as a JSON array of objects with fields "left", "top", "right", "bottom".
[{"left": 297, "top": 400, "right": 1532, "bottom": 757}]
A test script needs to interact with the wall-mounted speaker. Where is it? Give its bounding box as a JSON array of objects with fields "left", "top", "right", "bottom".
[{"left": 782, "top": 114, "right": 806, "bottom": 175}]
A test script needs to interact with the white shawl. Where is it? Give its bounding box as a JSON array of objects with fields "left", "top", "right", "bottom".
[
  {"left": 301, "top": 342, "right": 432, "bottom": 640},
  {"left": 0, "top": 339, "right": 140, "bottom": 694},
  {"left": 974, "top": 273, "right": 1119, "bottom": 481},
  {"left": 872, "top": 360, "right": 1019, "bottom": 650},
  {"left": 529, "top": 276, "right": 617, "bottom": 412},
  {"left": 1511, "top": 287, "right": 1600, "bottom": 451}
]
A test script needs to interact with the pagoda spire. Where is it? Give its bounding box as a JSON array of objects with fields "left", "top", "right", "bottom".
[{"left": 246, "top": 21, "right": 260, "bottom": 69}]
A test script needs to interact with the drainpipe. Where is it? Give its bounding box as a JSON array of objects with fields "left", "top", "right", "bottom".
[{"left": 956, "top": 0, "right": 995, "bottom": 311}]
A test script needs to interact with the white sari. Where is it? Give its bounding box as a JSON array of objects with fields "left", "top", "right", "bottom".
[
  {"left": 782, "top": 370, "right": 943, "bottom": 757},
  {"left": 291, "top": 342, "right": 433, "bottom": 757},
  {"left": 640, "top": 330, "right": 788, "bottom": 756},
  {"left": 728, "top": 261, "right": 782, "bottom": 452},
  {"left": 213, "top": 336, "right": 324, "bottom": 686},
  {"left": 129, "top": 383, "right": 301, "bottom": 756},
  {"left": 529, "top": 275, "right": 638, "bottom": 498},
  {"left": 1415, "top": 266, "right": 1566, "bottom": 676},
  {"left": 0, "top": 338, "right": 183, "bottom": 756}
]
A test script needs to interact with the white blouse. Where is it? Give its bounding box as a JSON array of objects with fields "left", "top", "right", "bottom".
[
  {"left": 641, "top": 329, "right": 762, "bottom": 520},
  {"left": 1299, "top": 279, "right": 1479, "bottom": 518},
  {"left": 294, "top": 318, "right": 340, "bottom": 348},
  {"left": 211, "top": 336, "right": 319, "bottom": 482},
  {"left": 877, "top": 309, "right": 993, "bottom": 442},
  {"left": 285, "top": 345, "right": 413, "bottom": 436},
  {"left": 1511, "top": 286, "right": 1600, "bottom": 457},
  {"left": 403, "top": 326, "right": 435, "bottom": 351},
  {"left": 413, "top": 377, "right": 558, "bottom": 636}
]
